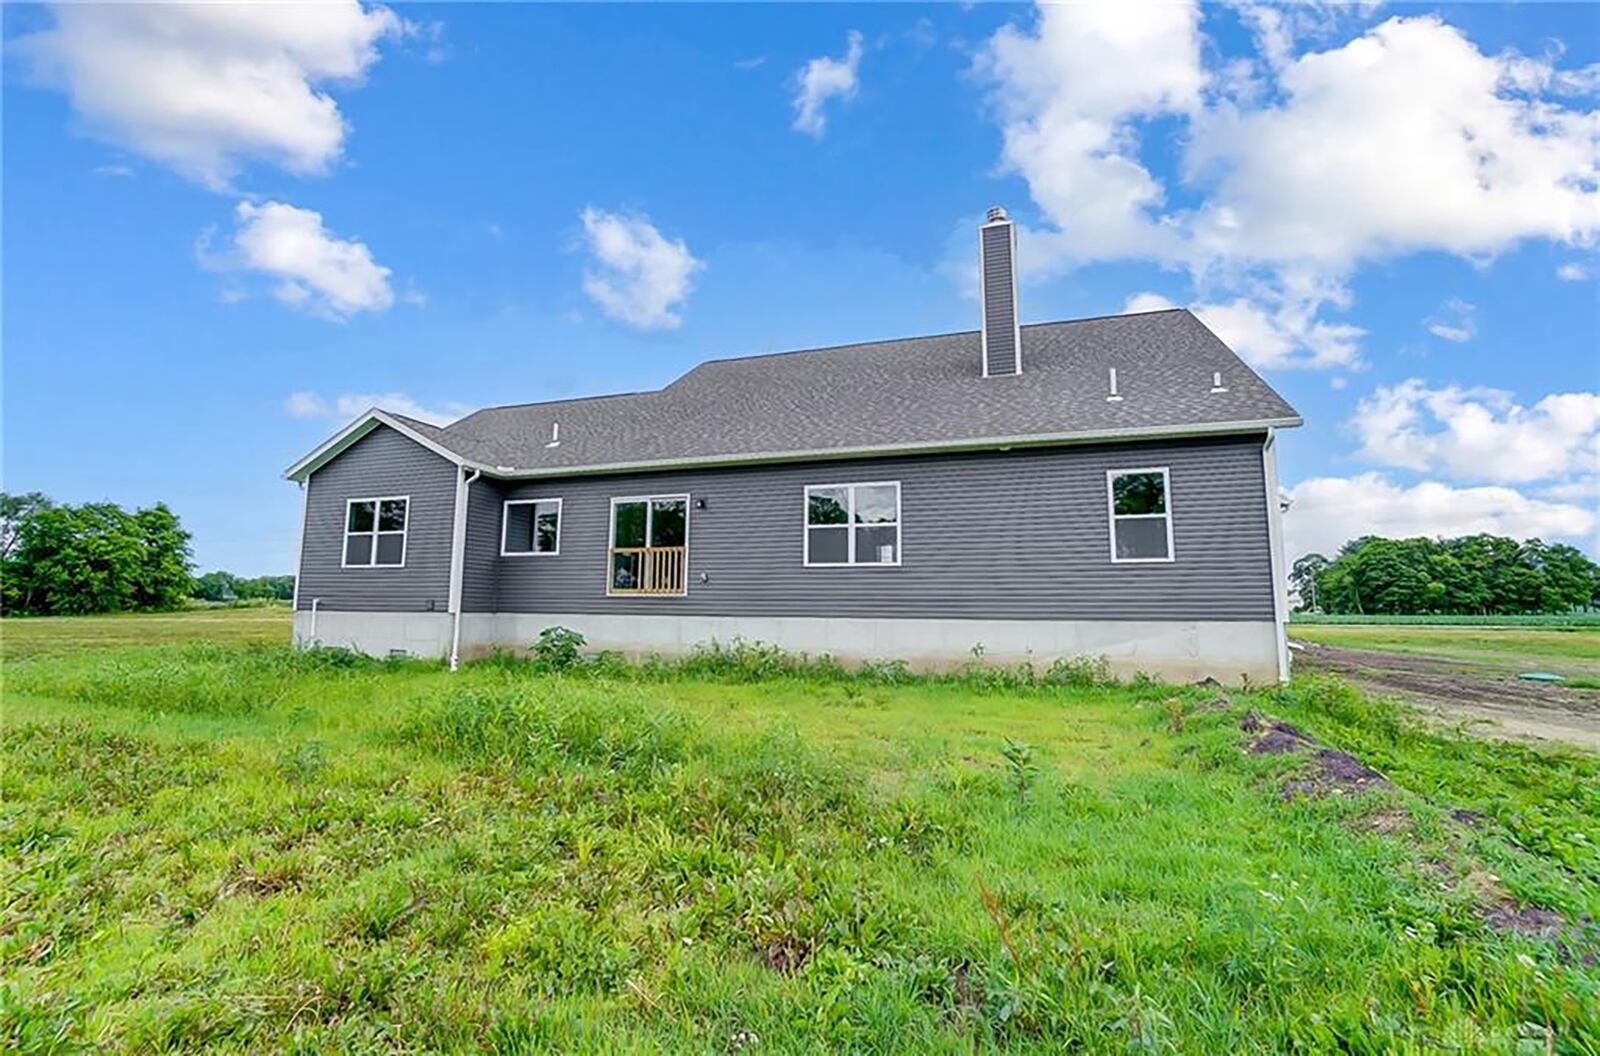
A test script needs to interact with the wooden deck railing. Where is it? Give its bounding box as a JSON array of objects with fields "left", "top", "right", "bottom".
[{"left": 609, "top": 546, "right": 686, "bottom": 595}]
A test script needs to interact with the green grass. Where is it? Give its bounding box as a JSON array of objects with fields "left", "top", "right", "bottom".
[
  {"left": 0, "top": 606, "right": 291, "bottom": 661},
  {"left": 1292, "top": 612, "right": 1600, "bottom": 627},
  {"left": 2, "top": 616, "right": 1597, "bottom": 1052},
  {"left": 1290, "top": 623, "right": 1600, "bottom": 679}
]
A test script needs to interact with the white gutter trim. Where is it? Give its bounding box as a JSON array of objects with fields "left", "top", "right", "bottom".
[
  {"left": 282, "top": 408, "right": 493, "bottom": 483},
  {"left": 476, "top": 416, "right": 1304, "bottom": 481},
  {"left": 1261, "top": 428, "right": 1291, "bottom": 683},
  {"left": 447, "top": 467, "right": 481, "bottom": 672},
  {"left": 290, "top": 478, "right": 308, "bottom": 617}
]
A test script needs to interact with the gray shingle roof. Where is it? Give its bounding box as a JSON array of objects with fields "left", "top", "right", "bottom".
[{"left": 401, "top": 309, "right": 1301, "bottom": 477}]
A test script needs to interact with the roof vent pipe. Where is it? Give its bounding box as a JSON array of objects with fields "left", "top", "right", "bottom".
[
  {"left": 1106, "top": 367, "right": 1123, "bottom": 402},
  {"left": 979, "top": 206, "right": 1021, "bottom": 378},
  {"left": 545, "top": 422, "right": 561, "bottom": 448},
  {"left": 1209, "top": 371, "right": 1228, "bottom": 394}
]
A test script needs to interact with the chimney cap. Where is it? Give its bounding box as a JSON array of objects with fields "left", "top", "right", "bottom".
[{"left": 985, "top": 205, "right": 1009, "bottom": 224}]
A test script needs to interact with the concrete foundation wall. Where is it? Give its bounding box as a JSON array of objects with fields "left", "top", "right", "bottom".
[
  {"left": 294, "top": 610, "right": 454, "bottom": 658},
  {"left": 297, "top": 610, "right": 1281, "bottom": 684}
]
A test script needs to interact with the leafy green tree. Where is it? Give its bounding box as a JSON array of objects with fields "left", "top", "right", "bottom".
[
  {"left": 1, "top": 494, "right": 194, "bottom": 615},
  {"left": 1304, "top": 532, "right": 1598, "bottom": 616}
]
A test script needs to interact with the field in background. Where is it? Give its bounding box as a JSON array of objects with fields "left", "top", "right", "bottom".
[
  {"left": 1290, "top": 623, "right": 1600, "bottom": 679},
  {"left": 0, "top": 605, "right": 290, "bottom": 661},
  {"left": 1292, "top": 612, "right": 1600, "bottom": 627},
  {"left": 2, "top": 611, "right": 1596, "bottom": 1051}
]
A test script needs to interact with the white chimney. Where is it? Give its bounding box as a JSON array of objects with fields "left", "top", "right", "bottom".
[{"left": 979, "top": 206, "right": 1021, "bottom": 377}]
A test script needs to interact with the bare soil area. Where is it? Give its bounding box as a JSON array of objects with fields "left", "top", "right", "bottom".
[{"left": 1293, "top": 641, "right": 1600, "bottom": 751}]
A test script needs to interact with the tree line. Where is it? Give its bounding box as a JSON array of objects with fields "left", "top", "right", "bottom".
[
  {"left": 1, "top": 492, "right": 292, "bottom": 616},
  {"left": 1292, "top": 534, "right": 1599, "bottom": 616}
]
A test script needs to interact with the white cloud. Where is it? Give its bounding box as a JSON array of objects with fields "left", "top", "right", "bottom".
[
  {"left": 217, "top": 200, "right": 394, "bottom": 319},
  {"left": 1557, "top": 261, "right": 1592, "bottom": 281},
  {"left": 1350, "top": 380, "right": 1600, "bottom": 484},
  {"left": 1187, "top": 16, "right": 1600, "bottom": 270},
  {"left": 1284, "top": 473, "right": 1596, "bottom": 560},
  {"left": 975, "top": 2, "right": 1203, "bottom": 265},
  {"left": 17, "top": 1, "right": 402, "bottom": 189},
  {"left": 975, "top": 6, "right": 1600, "bottom": 368},
  {"left": 578, "top": 207, "right": 702, "bottom": 330},
  {"left": 1122, "top": 280, "right": 1363, "bottom": 370},
  {"left": 285, "top": 390, "right": 471, "bottom": 426},
  {"left": 792, "top": 30, "right": 864, "bottom": 137},
  {"left": 1424, "top": 298, "right": 1476, "bottom": 342}
]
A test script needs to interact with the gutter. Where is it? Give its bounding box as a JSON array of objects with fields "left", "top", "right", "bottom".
[
  {"left": 447, "top": 468, "right": 481, "bottom": 672},
  {"left": 1261, "top": 428, "right": 1291, "bottom": 683},
  {"left": 449, "top": 416, "right": 1305, "bottom": 482}
]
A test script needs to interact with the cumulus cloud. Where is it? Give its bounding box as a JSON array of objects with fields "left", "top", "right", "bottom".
[
  {"left": 976, "top": 5, "right": 1600, "bottom": 368},
  {"left": 1122, "top": 282, "right": 1363, "bottom": 370},
  {"left": 1284, "top": 473, "right": 1596, "bottom": 560},
  {"left": 17, "top": 2, "right": 403, "bottom": 190},
  {"left": 1424, "top": 298, "right": 1477, "bottom": 342},
  {"left": 578, "top": 206, "right": 703, "bottom": 330},
  {"left": 975, "top": 2, "right": 1203, "bottom": 265},
  {"left": 792, "top": 30, "right": 864, "bottom": 137},
  {"left": 1188, "top": 15, "right": 1600, "bottom": 270},
  {"left": 1350, "top": 380, "right": 1600, "bottom": 484},
  {"left": 285, "top": 390, "right": 471, "bottom": 426},
  {"left": 211, "top": 200, "right": 394, "bottom": 319},
  {"left": 1557, "top": 261, "right": 1592, "bottom": 281}
]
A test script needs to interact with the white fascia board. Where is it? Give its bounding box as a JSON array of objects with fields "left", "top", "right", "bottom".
[
  {"left": 282, "top": 408, "right": 490, "bottom": 482},
  {"left": 476, "top": 416, "right": 1303, "bottom": 481}
]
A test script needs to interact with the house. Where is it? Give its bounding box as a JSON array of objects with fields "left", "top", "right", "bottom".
[{"left": 285, "top": 207, "right": 1301, "bottom": 683}]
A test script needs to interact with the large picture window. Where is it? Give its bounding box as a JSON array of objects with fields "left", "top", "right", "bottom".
[
  {"left": 344, "top": 496, "right": 408, "bottom": 568},
  {"left": 805, "top": 481, "right": 901, "bottom": 566},
  {"left": 608, "top": 495, "right": 688, "bottom": 595},
  {"left": 502, "top": 498, "right": 561, "bottom": 556},
  {"left": 1107, "top": 468, "right": 1173, "bottom": 563}
]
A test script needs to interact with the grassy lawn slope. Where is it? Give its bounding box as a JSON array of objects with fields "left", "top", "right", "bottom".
[{"left": 1, "top": 618, "right": 1596, "bottom": 1052}]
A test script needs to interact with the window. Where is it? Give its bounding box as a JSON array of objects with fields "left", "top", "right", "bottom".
[
  {"left": 608, "top": 495, "right": 689, "bottom": 595},
  {"left": 344, "top": 496, "right": 408, "bottom": 568},
  {"left": 1107, "top": 468, "right": 1173, "bottom": 562},
  {"left": 502, "top": 498, "right": 561, "bottom": 556},
  {"left": 805, "top": 482, "right": 901, "bottom": 566}
]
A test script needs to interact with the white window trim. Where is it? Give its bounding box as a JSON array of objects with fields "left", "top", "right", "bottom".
[
  {"left": 803, "top": 480, "right": 903, "bottom": 568},
  {"left": 500, "top": 497, "right": 563, "bottom": 557},
  {"left": 605, "top": 493, "right": 691, "bottom": 598},
  {"left": 342, "top": 494, "right": 410, "bottom": 569},
  {"left": 1106, "top": 467, "right": 1174, "bottom": 564}
]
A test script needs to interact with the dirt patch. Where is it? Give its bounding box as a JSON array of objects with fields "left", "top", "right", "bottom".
[
  {"left": 762, "top": 938, "right": 812, "bottom": 975},
  {"left": 1363, "top": 807, "right": 1412, "bottom": 835},
  {"left": 1293, "top": 641, "right": 1600, "bottom": 751},
  {"left": 1283, "top": 749, "right": 1392, "bottom": 799},
  {"left": 1246, "top": 718, "right": 1315, "bottom": 755},
  {"left": 1241, "top": 712, "right": 1393, "bottom": 797}
]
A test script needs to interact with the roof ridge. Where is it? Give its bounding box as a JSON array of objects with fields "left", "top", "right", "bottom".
[
  {"left": 450, "top": 310, "right": 1199, "bottom": 421},
  {"left": 450, "top": 388, "right": 656, "bottom": 421},
  {"left": 685, "top": 309, "right": 1192, "bottom": 371}
]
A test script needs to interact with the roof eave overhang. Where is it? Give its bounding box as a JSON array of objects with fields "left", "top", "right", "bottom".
[
  {"left": 476, "top": 416, "right": 1304, "bottom": 481},
  {"left": 282, "top": 409, "right": 491, "bottom": 483}
]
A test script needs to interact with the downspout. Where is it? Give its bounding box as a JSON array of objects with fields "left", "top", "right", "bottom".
[
  {"left": 1261, "top": 429, "right": 1291, "bottom": 683},
  {"left": 291, "top": 480, "right": 308, "bottom": 646},
  {"left": 448, "top": 467, "right": 481, "bottom": 672}
]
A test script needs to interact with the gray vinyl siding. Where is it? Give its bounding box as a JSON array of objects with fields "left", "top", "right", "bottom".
[
  {"left": 461, "top": 477, "right": 505, "bottom": 612},
  {"left": 477, "top": 435, "right": 1274, "bottom": 621},
  {"left": 296, "top": 425, "right": 457, "bottom": 612}
]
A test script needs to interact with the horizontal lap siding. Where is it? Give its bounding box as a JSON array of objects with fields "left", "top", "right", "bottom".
[
  {"left": 485, "top": 436, "right": 1274, "bottom": 621},
  {"left": 297, "top": 426, "right": 456, "bottom": 612},
  {"left": 461, "top": 478, "right": 504, "bottom": 612}
]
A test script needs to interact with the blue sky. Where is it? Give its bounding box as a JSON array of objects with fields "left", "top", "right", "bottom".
[{"left": 3, "top": 2, "right": 1596, "bottom": 575}]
